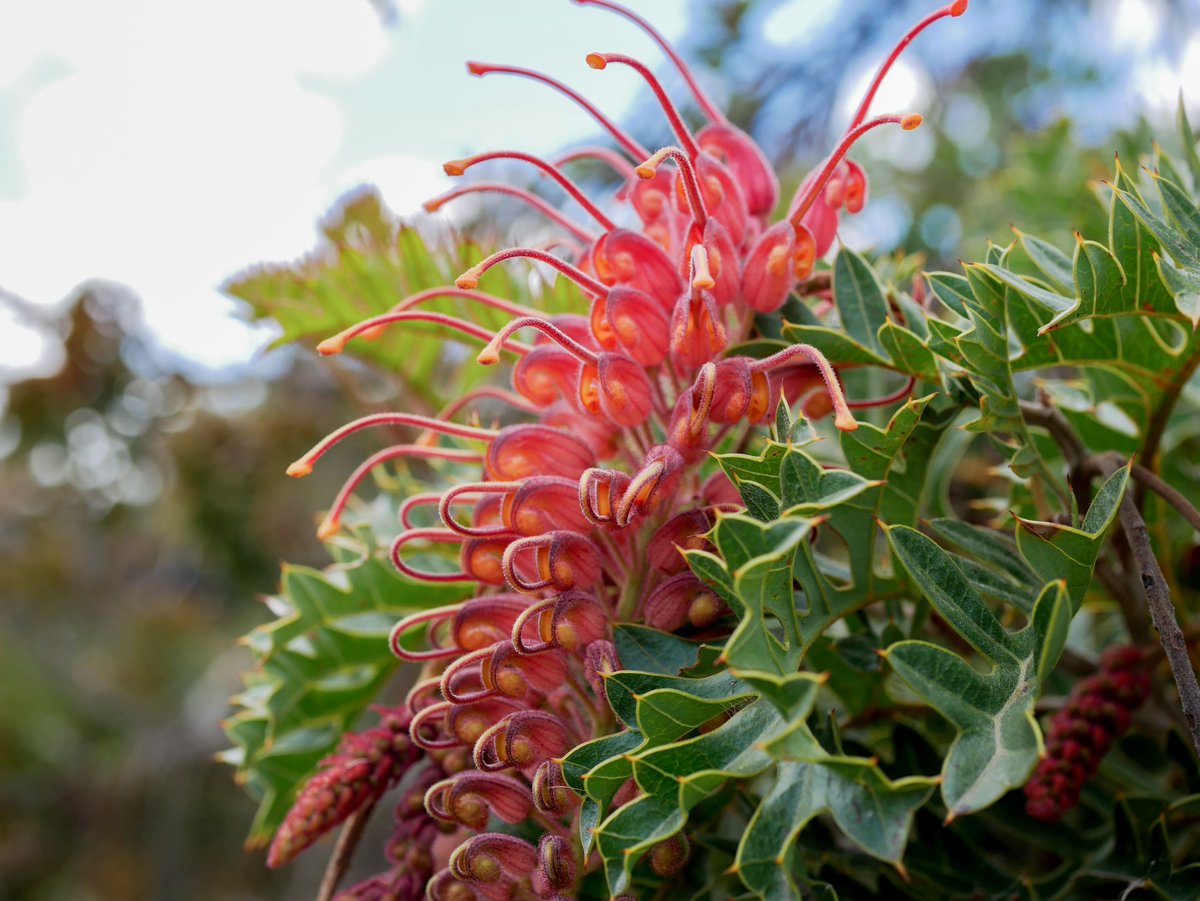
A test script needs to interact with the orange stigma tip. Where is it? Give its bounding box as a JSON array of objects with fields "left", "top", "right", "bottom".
[
  {"left": 585, "top": 53, "right": 607, "bottom": 70},
  {"left": 465, "top": 61, "right": 486, "bottom": 75},
  {"left": 443, "top": 160, "right": 467, "bottom": 176},
  {"left": 950, "top": 0, "right": 968, "bottom": 15},
  {"left": 634, "top": 164, "right": 656, "bottom": 180},
  {"left": 901, "top": 114, "right": 924, "bottom": 130},
  {"left": 834, "top": 413, "right": 860, "bottom": 432},
  {"left": 316, "top": 337, "right": 345, "bottom": 356},
  {"left": 316, "top": 519, "right": 340, "bottom": 541},
  {"left": 476, "top": 348, "right": 501, "bottom": 366},
  {"left": 286, "top": 460, "right": 313, "bottom": 478},
  {"left": 455, "top": 269, "right": 482, "bottom": 290}
]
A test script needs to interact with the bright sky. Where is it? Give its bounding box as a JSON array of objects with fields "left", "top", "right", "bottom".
[
  {"left": 0, "top": 0, "right": 690, "bottom": 376},
  {"left": 0, "top": 0, "right": 1192, "bottom": 380}
]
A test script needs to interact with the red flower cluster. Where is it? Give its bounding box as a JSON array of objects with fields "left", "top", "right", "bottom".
[
  {"left": 282, "top": 1, "right": 968, "bottom": 896},
  {"left": 267, "top": 708, "right": 421, "bottom": 868},
  {"left": 1024, "top": 645, "right": 1151, "bottom": 822}
]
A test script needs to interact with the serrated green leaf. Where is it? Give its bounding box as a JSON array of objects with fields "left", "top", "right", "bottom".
[
  {"left": 1014, "top": 228, "right": 1075, "bottom": 291},
  {"left": 886, "top": 525, "right": 1076, "bottom": 816},
  {"left": 1156, "top": 250, "right": 1200, "bottom": 328},
  {"left": 223, "top": 522, "right": 469, "bottom": 846},
  {"left": 1015, "top": 463, "right": 1129, "bottom": 609},
  {"left": 878, "top": 320, "right": 941, "bottom": 381}
]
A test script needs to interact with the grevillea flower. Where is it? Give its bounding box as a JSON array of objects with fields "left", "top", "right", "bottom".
[{"left": 279, "top": 1, "right": 968, "bottom": 896}]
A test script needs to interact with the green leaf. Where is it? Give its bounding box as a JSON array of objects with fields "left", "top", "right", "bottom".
[
  {"left": 1015, "top": 464, "right": 1130, "bottom": 610},
  {"left": 737, "top": 761, "right": 934, "bottom": 900},
  {"left": 1156, "top": 250, "right": 1200, "bottom": 328},
  {"left": 878, "top": 320, "right": 941, "bottom": 382},
  {"left": 833, "top": 246, "right": 890, "bottom": 357},
  {"left": 925, "top": 271, "right": 972, "bottom": 318},
  {"left": 1178, "top": 94, "right": 1200, "bottom": 186},
  {"left": 223, "top": 521, "right": 469, "bottom": 846},
  {"left": 612, "top": 624, "right": 703, "bottom": 675},
  {"left": 1014, "top": 227, "right": 1075, "bottom": 291},
  {"left": 695, "top": 513, "right": 813, "bottom": 676},
  {"left": 886, "top": 525, "right": 1076, "bottom": 816}
]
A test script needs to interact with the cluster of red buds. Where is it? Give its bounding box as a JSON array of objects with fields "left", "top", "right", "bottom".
[
  {"left": 281, "top": 1, "right": 968, "bottom": 896},
  {"left": 267, "top": 707, "right": 422, "bottom": 868},
  {"left": 1024, "top": 645, "right": 1151, "bottom": 822}
]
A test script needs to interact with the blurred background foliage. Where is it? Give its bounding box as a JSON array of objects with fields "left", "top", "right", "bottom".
[{"left": 2, "top": 0, "right": 1198, "bottom": 897}]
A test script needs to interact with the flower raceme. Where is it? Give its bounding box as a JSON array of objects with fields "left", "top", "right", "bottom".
[{"left": 279, "top": 1, "right": 967, "bottom": 896}]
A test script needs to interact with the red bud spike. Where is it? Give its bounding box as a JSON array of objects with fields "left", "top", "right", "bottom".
[
  {"left": 751, "top": 344, "right": 859, "bottom": 431},
  {"left": 638, "top": 145, "right": 707, "bottom": 230},
  {"left": 586, "top": 52, "right": 700, "bottom": 159},
  {"left": 317, "top": 311, "right": 534, "bottom": 357},
  {"left": 554, "top": 146, "right": 637, "bottom": 180},
  {"left": 317, "top": 445, "right": 483, "bottom": 541},
  {"left": 458, "top": 247, "right": 611, "bottom": 297},
  {"left": 444, "top": 150, "right": 617, "bottom": 231},
  {"left": 788, "top": 113, "right": 922, "bottom": 227},
  {"left": 848, "top": 1, "right": 968, "bottom": 132},
  {"left": 467, "top": 61, "right": 648, "bottom": 159},
  {"left": 424, "top": 182, "right": 598, "bottom": 243},
  {"left": 287, "top": 414, "right": 498, "bottom": 479},
  {"left": 477, "top": 316, "right": 599, "bottom": 367},
  {"left": 574, "top": 0, "right": 726, "bottom": 123}
]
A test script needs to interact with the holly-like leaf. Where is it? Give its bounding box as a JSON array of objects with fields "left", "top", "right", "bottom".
[
  {"left": 885, "top": 525, "right": 1075, "bottom": 817},
  {"left": 737, "top": 761, "right": 934, "bottom": 901},
  {"left": 1014, "top": 463, "right": 1129, "bottom": 609},
  {"left": 222, "top": 520, "right": 469, "bottom": 846}
]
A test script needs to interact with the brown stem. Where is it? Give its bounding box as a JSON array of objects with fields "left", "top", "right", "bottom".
[
  {"left": 1126, "top": 462, "right": 1200, "bottom": 534},
  {"left": 1084, "top": 452, "right": 1200, "bottom": 756},
  {"left": 317, "top": 800, "right": 377, "bottom": 901}
]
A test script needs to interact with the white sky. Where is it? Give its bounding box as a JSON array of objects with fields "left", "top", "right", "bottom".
[{"left": 0, "top": 0, "right": 690, "bottom": 376}]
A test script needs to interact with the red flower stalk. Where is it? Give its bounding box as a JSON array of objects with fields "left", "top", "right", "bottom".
[
  {"left": 272, "top": 3, "right": 969, "bottom": 896},
  {"left": 266, "top": 708, "right": 420, "bottom": 868},
  {"left": 1024, "top": 645, "right": 1151, "bottom": 822}
]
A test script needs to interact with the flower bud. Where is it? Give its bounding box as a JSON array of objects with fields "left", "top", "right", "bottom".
[
  {"left": 532, "top": 760, "right": 579, "bottom": 815},
  {"left": 538, "top": 834, "right": 576, "bottom": 889},
  {"left": 486, "top": 425, "right": 595, "bottom": 481},
  {"left": 647, "top": 509, "right": 714, "bottom": 573},
  {"left": 474, "top": 709, "right": 573, "bottom": 771},
  {"left": 590, "top": 227, "right": 683, "bottom": 308},
  {"left": 449, "top": 833, "right": 538, "bottom": 883},
  {"left": 650, "top": 833, "right": 691, "bottom": 876},
  {"left": 425, "top": 772, "right": 532, "bottom": 829}
]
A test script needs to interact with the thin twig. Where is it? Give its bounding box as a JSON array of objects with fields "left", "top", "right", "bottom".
[
  {"left": 317, "top": 800, "right": 377, "bottom": 901},
  {"left": 1086, "top": 452, "right": 1200, "bottom": 757},
  {"left": 1126, "top": 462, "right": 1200, "bottom": 534}
]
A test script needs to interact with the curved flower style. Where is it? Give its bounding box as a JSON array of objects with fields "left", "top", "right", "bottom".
[{"left": 281, "top": 2, "right": 967, "bottom": 897}]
